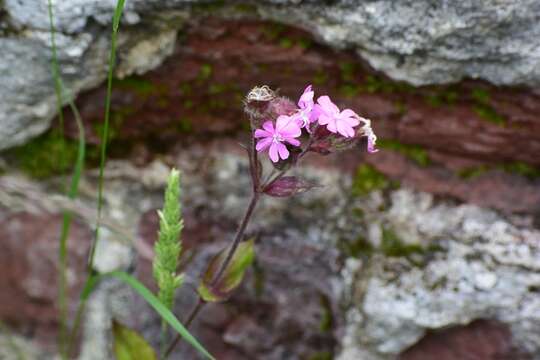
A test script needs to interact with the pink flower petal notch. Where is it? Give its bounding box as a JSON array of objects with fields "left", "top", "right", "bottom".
[{"left": 255, "top": 115, "right": 302, "bottom": 163}]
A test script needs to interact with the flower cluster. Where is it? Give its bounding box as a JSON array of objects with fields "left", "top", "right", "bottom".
[{"left": 251, "top": 85, "right": 378, "bottom": 162}]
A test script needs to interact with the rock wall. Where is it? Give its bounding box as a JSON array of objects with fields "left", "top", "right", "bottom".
[
  {"left": 1, "top": 1, "right": 540, "bottom": 360},
  {"left": 3, "top": 0, "right": 540, "bottom": 149}
]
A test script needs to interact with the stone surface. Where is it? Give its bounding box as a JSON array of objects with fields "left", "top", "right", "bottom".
[
  {"left": 3, "top": 0, "right": 540, "bottom": 149},
  {"left": 1, "top": 2, "right": 540, "bottom": 357},
  {"left": 0, "top": 211, "right": 91, "bottom": 352},
  {"left": 338, "top": 189, "right": 540, "bottom": 360},
  {"left": 0, "top": 137, "right": 539, "bottom": 359},
  {"left": 58, "top": 17, "right": 540, "bottom": 214},
  {"left": 400, "top": 320, "right": 526, "bottom": 360}
]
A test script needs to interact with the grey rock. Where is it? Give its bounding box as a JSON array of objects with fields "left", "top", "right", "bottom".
[
  {"left": 1, "top": 140, "right": 540, "bottom": 358},
  {"left": 2, "top": 0, "right": 540, "bottom": 149},
  {"left": 338, "top": 189, "right": 540, "bottom": 359}
]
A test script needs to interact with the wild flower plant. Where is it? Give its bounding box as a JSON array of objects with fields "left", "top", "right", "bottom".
[{"left": 164, "top": 85, "right": 378, "bottom": 357}]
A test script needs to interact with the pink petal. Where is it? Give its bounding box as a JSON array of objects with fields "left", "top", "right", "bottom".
[
  {"left": 340, "top": 109, "right": 361, "bottom": 127},
  {"left": 269, "top": 143, "right": 280, "bottom": 162},
  {"left": 275, "top": 115, "right": 292, "bottom": 130},
  {"left": 280, "top": 123, "right": 301, "bottom": 138},
  {"left": 317, "top": 96, "right": 339, "bottom": 114},
  {"left": 309, "top": 107, "right": 321, "bottom": 123},
  {"left": 291, "top": 112, "right": 305, "bottom": 128},
  {"left": 317, "top": 113, "right": 331, "bottom": 126},
  {"left": 254, "top": 129, "right": 271, "bottom": 138},
  {"left": 276, "top": 115, "right": 301, "bottom": 137},
  {"left": 337, "top": 121, "right": 355, "bottom": 138},
  {"left": 285, "top": 138, "right": 301, "bottom": 147},
  {"left": 326, "top": 119, "right": 337, "bottom": 133},
  {"left": 277, "top": 143, "right": 289, "bottom": 160},
  {"left": 262, "top": 121, "right": 275, "bottom": 133},
  {"left": 256, "top": 137, "right": 273, "bottom": 151},
  {"left": 367, "top": 139, "right": 379, "bottom": 153},
  {"left": 298, "top": 85, "right": 314, "bottom": 109}
]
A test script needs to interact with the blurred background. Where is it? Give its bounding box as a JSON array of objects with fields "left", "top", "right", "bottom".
[{"left": 1, "top": 1, "right": 539, "bottom": 359}]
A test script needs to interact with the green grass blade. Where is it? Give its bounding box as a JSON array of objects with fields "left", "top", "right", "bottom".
[
  {"left": 87, "top": 0, "right": 126, "bottom": 272},
  {"left": 57, "top": 103, "right": 85, "bottom": 357},
  {"left": 68, "top": 1, "right": 126, "bottom": 352},
  {"left": 47, "top": 1, "right": 86, "bottom": 358},
  {"left": 82, "top": 271, "right": 215, "bottom": 360}
]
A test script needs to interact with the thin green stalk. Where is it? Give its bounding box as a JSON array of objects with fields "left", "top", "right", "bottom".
[
  {"left": 86, "top": 0, "right": 126, "bottom": 272},
  {"left": 160, "top": 322, "right": 168, "bottom": 359},
  {"left": 47, "top": 1, "right": 86, "bottom": 358},
  {"left": 57, "top": 103, "right": 85, "bottom": 358},
  {"left": 68, "top": 0, "right": 126, "bottom": 354}
]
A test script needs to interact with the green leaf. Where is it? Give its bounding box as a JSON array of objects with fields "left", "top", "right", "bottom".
[
  {"left": 113, "top": 321, "right": 157, "bottom": 360},
  {"left": 198, "top": 239, "right": 255, "bottom": 302},
  {"left": 82, "top": 271, "right": 215, "bottom": 360}
]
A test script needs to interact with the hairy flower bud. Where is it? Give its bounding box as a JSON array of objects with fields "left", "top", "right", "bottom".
[
  {"left": 244, "top": 85, "right": 276, "bottom": 129},
  {"left": 266, "top": 97, "right": 297, "bottom": 119}
]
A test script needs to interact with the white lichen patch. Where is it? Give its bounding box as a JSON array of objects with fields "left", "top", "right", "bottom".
[{"left": 338, "top": 189, "right": 540, "bottom": 359}]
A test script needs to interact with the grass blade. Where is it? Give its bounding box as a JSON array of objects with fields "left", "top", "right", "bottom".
[
  {"left": 47, "top": 1, "right": 86, "bottom": 358},
  {"left": 87, "top": 0, "right": 126, "bottom": 270},
  {"left": 68, "top": 0, "right": 126, "bottom": 352},
  {"left": 82, "top": 271, "right": 215, "bottom": 360}
]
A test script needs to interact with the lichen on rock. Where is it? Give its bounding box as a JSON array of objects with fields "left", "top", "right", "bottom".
[{"left": 339, "top": 189, "right": 540, "bottom": 359}]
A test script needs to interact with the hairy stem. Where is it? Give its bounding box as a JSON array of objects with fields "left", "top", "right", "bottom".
[
  {"left": 164, "top": 183, "right": 260, "bottom": 358},
  {"left": 212, "top": 193, "right": 259, "bottom": 285},
  {"left": 165, "top": 130, "right": 313, "bottom": 356}
]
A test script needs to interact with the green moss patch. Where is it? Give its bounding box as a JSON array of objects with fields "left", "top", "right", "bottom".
[
  {"left": 5, "top": 130, "right": 98, "bottom": 179},
  {"left": 470, "top": 88, "right": 506, "bottom": 126},
  {"left": 113, "top": 76, "right": 166, "bottom": 98},
  {"left": 351, "top": 164, "right": 392, "bottom": 196},
  {"left": 378, "top": 139, "right": 430, "bottom": 166},
  {"left": 338, "top": 235, "right": 374, "bottom": 258},
  {"left": 458, "top": 162, "right": 540, "bottom": 180},
  {"left": 381, "top": 228, "right": 424, "bottom": 257}
]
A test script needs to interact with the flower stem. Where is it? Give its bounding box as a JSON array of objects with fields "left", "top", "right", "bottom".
[
  {"left": 212, "top": 193, "right": 259, "bottom": 285},
  {"left": 164, "top": 129, "right": 313, "bottom": 357},
  {"left": 164, "top": 191, "right": 260, "bottom": 358}
]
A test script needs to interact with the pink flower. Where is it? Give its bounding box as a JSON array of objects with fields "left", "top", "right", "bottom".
[
  {"left": 315, "top": 96, "right": 360, "bottom": 138},
  {"left": 292, "top": 85, "right": 319, "bottom": 130},
  {"left": 255, "top": 115, "right": 302, "bottom": 162}
]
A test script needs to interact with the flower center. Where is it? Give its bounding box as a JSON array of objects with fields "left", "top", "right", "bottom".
[{"left": 272, "top": 133, "right": 284, "bottom": 143}]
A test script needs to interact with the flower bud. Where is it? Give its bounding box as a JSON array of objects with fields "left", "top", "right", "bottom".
[
  {"left": 266, "top": 97, "right": 297, "bottom": 119},
  {"left": 244, "top": 85, "right": 276, "bottom": 129}
]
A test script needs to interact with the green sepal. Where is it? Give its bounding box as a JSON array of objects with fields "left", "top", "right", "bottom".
[{"left": 197, "top": 239, "right": 255, "bottom": 302}]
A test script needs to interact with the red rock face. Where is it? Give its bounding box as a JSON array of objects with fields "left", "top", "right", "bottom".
[
  {"left": 400, "top": 320, "right": 529, "bottom": 360},
  {"left": 63, "top": 18, "right": 540, "bottom": 214},
  {"left": 0, "top": 212, "right": 91, "bottom": 350}
]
